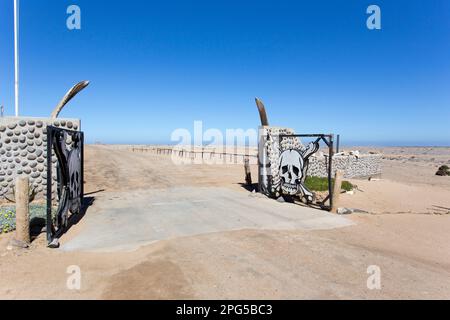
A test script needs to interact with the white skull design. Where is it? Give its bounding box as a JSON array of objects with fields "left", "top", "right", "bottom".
[{"left": 279, "top": 150, "right": 304, "bottom": 195}]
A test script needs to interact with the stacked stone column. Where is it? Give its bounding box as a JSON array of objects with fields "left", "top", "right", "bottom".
[{"left": 0, "top": 117, "right": 81, "bottom": 201}]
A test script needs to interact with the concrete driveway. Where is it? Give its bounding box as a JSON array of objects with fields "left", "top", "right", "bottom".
[{"left": 62, "top": 186, "right": 353, "bottom": 252}]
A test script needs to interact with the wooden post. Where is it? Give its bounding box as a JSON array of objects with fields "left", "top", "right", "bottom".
[
  {"left": 15, "top": 176, "right": 30, "bottom": 244},
  {"left": 336, "top": 134, "right": 341, "bottom": 154},
  {"left": 332, "top": 170, "right": 344, "bottom": 213},
  {"left": 244, "top": 157, "right": 252, "bottom": 186}
]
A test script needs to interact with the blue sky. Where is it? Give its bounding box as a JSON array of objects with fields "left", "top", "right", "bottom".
[{"left": 0, "top": 0, "right": 449, "bottom": 146}]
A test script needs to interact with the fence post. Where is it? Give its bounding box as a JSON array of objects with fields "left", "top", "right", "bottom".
[
  {"left": 15, "top": 176, "right": 30, "bottom": 245},
  {"left": 331, "top": 170, "right": 344, "bottom": 213},
  {"left": 244, "top": 157, "right": 252, "bottom": 186},
  {"left": 336, "top": 134, "right": 341, "bottom": 154}
]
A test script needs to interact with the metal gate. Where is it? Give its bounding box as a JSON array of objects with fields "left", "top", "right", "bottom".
[
  {"left": 259, "top": 132, "right": 335, "bottom": 211},
  {"left": 46, "top": 126, "right": 84, "bottom": 247}
]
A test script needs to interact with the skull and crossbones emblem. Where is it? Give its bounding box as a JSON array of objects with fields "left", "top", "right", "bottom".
[{"left": 276, "top": 142, "right": 319, "bottom": 202}]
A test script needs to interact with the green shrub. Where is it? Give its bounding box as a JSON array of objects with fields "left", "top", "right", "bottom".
[
  {"left": 436, "top": 165, "right": 450, "bottom": 176},
  {"left": 436, "top": 170, "right": 449, "bottom": 177},
  {"left": 0, "top": 205, "right": 51, "bottom": 234},
  {"left": 341, "top": 180, "right": 354, "bottom": 192},
  {"left": 305, "top": 176, "right": 354, "bottom": 192}
]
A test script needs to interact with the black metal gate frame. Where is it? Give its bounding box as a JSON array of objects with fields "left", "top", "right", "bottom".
[
  {"left": 279, "top": 134, "right": 334, "bottom": 211},
  {"left": 46, "top": 126, "right": 84, "bottom": 246}
]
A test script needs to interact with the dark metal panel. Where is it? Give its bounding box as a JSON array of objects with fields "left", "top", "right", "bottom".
[{"left": 46, "top": 126, "right": 84, "bottom": 247}]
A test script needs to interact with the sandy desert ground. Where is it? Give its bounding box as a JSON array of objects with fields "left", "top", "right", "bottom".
[{"left": 0, "top": 145, "right": 449, "bottom": 300}]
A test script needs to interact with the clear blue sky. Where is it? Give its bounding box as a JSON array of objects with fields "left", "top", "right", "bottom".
[{"left": 0, "top": 0, "right": 449, "bottom": 146}]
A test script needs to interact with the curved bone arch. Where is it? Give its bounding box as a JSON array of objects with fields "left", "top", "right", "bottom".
[
  {"left": 255, "top": 98, "right": 269, "bottom": 126},
  {"left": 51, "top": 81, "right": 90, "bottom": 119}
]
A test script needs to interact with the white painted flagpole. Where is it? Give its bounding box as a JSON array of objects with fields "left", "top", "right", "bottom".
[{"left": 14, "top": 0, "right": 19, "bottom": 117}]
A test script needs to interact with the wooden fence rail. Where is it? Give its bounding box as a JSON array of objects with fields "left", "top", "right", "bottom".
[{"left": 130, "top": 147, "right": 258, "bottom": 162}]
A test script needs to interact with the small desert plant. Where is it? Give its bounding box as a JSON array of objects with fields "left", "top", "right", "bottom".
[
  {"left": 0, "top": 205, "right": 50, "bottom": 234},
  {"left": 305, "top": 176, "right": 354, "bottom": 192},
  {"left": 436, "top": 165, "right": 450, "bottom": 177},
  {"left": 0, "top": 209, "right": 16, "bottom": 234},
  {"left": 341, "top": 180, "right": 355, "bottom": 192}
]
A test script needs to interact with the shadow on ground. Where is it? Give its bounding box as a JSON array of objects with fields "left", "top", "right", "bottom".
[
  {"left": 30, "top": 195, "right": 96, "bottom": 242},
  {"left": 238, "top": 183, "right": 259, "bottom": 193}
]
